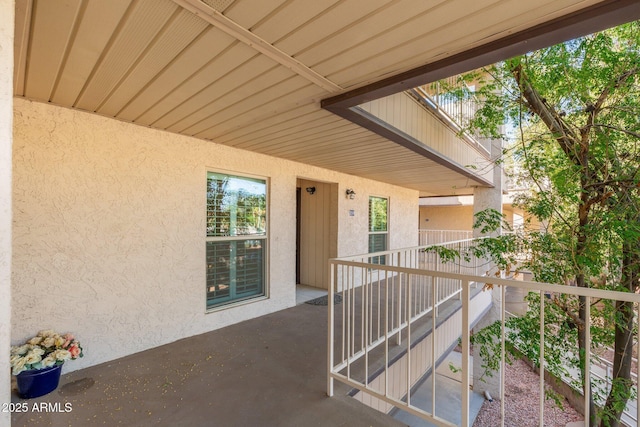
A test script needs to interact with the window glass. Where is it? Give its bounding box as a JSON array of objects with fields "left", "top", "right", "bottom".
[
  {"left": 207, "top": 173, "right": 266, "bottom": 237},
  {"left": 369, "top": 197, "right": 388, "bottom": 232},
  {"left": 368, "top": 196, "right": 388, "bottom": 264},
  {"left": 206, "top": 172, "right": 267, "bottom": 309}
]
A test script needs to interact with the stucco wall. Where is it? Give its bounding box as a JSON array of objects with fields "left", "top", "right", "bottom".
[
  {"left": 12, "top": 98, "right": 418, "bottom": 372},
  {"left": 1, "top": 0, "right": 13, "bottom": 421},
  {"left": 419, "top": 206, "right": 474, "bottom": 230}
]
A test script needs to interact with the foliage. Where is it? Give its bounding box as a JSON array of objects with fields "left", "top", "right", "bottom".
[
  {"left": 435, "top": 21, "right": 640, "bottom": 426},
  {"left": 10, "top": 330, "right": 83, "bottom": 375}
]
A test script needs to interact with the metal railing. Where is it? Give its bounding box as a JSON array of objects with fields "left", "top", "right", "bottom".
[
  {"left": 418, "top": 229, "right": 473, "bottom": 246},
  {"left": 327, "top": 239, "right": 640, "bottom": 427},
  {"left": 412, "top": 76, "right": 491, "bottom": 154}
]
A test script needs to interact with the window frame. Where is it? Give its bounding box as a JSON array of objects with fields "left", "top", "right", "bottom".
[
  {"left": 368, "top": 195, "right": 389, "bottom": 264},
  {"left": 205, "top": 169, "right": 269, "bottom": 311}
]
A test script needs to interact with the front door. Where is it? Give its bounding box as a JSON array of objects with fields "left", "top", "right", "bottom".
[{"left": 296, "top": 179, "right": 335, "bottom": 289}]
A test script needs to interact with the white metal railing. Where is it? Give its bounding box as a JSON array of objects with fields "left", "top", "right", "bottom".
[
  {"left": 413, "top": 77, "right": 491, "bottom": 154},
  {"left": 418, "top": 229, "right": 473, "bottom": 246},
  {"left": 327, "top": 240, "right": 640, "bottom": 427}
]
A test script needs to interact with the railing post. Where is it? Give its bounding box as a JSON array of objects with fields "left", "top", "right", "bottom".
[
  {"left": 501, "top": 285, "right": 506, "bottom": 427},
  {"left": 457, "top": 242, "right": 462, "bottom": 300},
  {"left": 637, "top": 304, "right": 639, "bottom": 426},
  {"left": 327, "top": 262, "right": 335, "bottom": 397},
  {"left": 434, "top": 253, "right": 440, "bottom": 317},
  {"left": 396, "top": 273, "right": 403, "bottom": 346},
  {"left": 406, "top": 273, "right": 412, "bottom": 406},
  {"left": 539, "top": 290, "right": 545, "bottom": 427},
  {"left": 431, "top": 275, "right": 437, "bottom": 417},
  {"left": 585, "top": 297, "right": 591, "bottom": 427},
  {"left": 461, "top": 280, "right": 470, "bottom": 427}
]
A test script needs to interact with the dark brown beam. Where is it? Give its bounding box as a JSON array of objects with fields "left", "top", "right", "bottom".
[
  {"left": 322, "top": 0, "right": 640, "bottom": 110},
  {"left": 346, "top": 107, "right": 493, "bottom": 187}
]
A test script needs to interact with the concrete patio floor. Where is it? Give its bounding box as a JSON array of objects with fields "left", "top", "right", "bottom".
[{"left": 10, "top": 299, "right": 406, "bottom": 427}]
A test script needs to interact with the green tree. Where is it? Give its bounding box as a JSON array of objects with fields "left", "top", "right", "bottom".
[{"left": 440, "top": 22, "right": 640, "bottom": 427}]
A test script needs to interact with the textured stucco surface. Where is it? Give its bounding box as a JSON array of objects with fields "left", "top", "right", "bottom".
[
  {"left": 1, "top": 0, "right": 13, "bottom": 424},
  {"left": 12, "top": 98, "right": 419, "bottom": 372},
  {"left": 419, "top": 205, "right": 475, "bottom": 231}
]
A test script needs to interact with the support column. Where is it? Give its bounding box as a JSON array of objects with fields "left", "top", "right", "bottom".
[
  {"left": 0, "top": 1, "right": 14, "bottom": 425},
  {"left": 472, "top": 137, "right": 503, "bottom": 400}
]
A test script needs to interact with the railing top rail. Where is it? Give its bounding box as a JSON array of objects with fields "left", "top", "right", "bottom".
[
  {"left": 329, "top": 258, "right": 640, "bottom": 304},
  {"left": 331, "top": 237, "right": 482, "bottom": 262},
  {"left": 418, "top": 229, "right": 473, "bottom": 233}
]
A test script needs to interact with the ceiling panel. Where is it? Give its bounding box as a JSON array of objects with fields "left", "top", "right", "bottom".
[
  {"left": 14, "top": 0, "right": 636, "bottom": 197},
  {"left": 115, "top": 28, "right": 237, "bottom": 122},
  {"left": 24, "top": 0, "right": 83, "bottom": 100},
  {"left": 250, "top": 0, "right": 342, "bottom": 44},
  {"left": 151, "top": 54, "right": 282, "bottom": 130},
  {"left": 206, "top": 114, "right": 342, "bottom": 154},
  {"left": 50, "top": 0, "right": 132, "bottom": 106},
  {"left": 98, "top": 9, "right": 209, "bottom": 117},
  {"left": 74, "top": 0, "right": 180, "bottom": 111},
  {"left": 273, "top": 0, "right": 393, "bottom": 57},
  {"left": 135, "top": 42, "right": 258, "bottom": 126},
  {"left": 194, "top": 83, "right": 326, "bottom": 139},
  {"left": 173, "top": 68, "right": 302, "bottom": 134},
  {"left": 213, "top": 103, "right": 323, "bottom": 146},
  {"left": 223, "top": 0, "right": 288, "bottom": 29}
]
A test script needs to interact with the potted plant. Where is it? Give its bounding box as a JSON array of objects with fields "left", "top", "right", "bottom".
[{"left": 10, "top": 330, "right": 83, "bottom": 398}]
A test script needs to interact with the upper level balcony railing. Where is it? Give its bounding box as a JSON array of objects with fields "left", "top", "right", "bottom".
[
  {"left": 410, "top": 76, "right": 491, "bottom": 154},
  {"left": 328, "top": 239, "right": 640, "bottom": 427}
]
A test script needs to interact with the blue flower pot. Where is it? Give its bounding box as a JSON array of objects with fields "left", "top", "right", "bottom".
[{"left": 16, "top": 364, "right": 63, "bottom": 399}]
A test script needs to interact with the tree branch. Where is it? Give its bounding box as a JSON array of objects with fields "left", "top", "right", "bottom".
[
  {"left": 593, "top": 123, "right": 640, "bottom": 139},
  {"left": 511, "top": 63, "right": 581, "bottom": 165},
  {"left": 582, "top": 67, "right": 640, "bottom": 138}
]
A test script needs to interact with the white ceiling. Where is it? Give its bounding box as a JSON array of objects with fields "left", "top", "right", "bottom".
[{"left": 13, "top": 0, "right": 639, "bottom": 196}]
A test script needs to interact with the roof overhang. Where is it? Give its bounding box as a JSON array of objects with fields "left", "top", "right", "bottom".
[{"left": 13, "top": 0, "right": 640, "bottom": 197}]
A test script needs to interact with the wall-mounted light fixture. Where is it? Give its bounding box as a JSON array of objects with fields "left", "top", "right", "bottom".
[
  {"left": 306, "top": 186, "right": 316, "bottom": 195},
  {"left": 345, "top": 188, "right": 356, "bottom": 200}
]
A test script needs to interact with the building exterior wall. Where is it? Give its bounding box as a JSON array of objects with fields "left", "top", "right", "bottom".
[
  {"left": 1, "top": 0, "right": 13, "bottom": 420},
  {"left": 420, "top": 204, "right": 539, "bottom": 233},
  {"left": 11, "top": 98, "right": 419, "bottom": 372},
  {"left": 419, "top": 205, "right": 474, "bottom": 230}
]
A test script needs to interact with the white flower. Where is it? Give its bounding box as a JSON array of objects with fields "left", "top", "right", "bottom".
[
  {"left": 11, "top": 344, "right": 30, "bottom": 356},
  {"left": 28, "top": 336, "right": 43, "bottom": 345},
  {"left": 23, "top": 351, "right": 42, "bottom": 365},
  {"left": 30, "top": 345, "right": 45, "bottom": 356},
  {"left": 53, "top": 349, "right": 71, "bottom": 361},
  {"left": 41, "top": 355, "right": 57, "bottom": 368},
  {"left": 38, "top": 329, "right": 56, "bottom": 338},
  {"left": 42, "top": 337, "right": 57, "bottom": 348},
  {"left": 11, "top": 357, "right": 27, "bottom": 375}
]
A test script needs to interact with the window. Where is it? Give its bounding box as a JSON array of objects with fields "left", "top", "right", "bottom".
[
  {"left": 206, "top": 172, "right": 267, "bottom": 309},
  {"left": 368, "top": 196, "right": 388, "bottom": 264}
]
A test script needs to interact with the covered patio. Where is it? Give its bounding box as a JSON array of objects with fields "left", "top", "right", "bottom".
[{"left": 10, "top": 300, "right": 405, "bottom": 427}]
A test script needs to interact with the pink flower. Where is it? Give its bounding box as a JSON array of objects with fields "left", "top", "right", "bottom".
[
  {"left": 62, "top": 333, "right": 74, "bottom": 349},
  {"left": 69, "top": 345, "right": 81, "bottom": 359}
]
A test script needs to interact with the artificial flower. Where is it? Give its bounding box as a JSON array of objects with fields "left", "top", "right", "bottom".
[
  {"left": 22, "top": 351, "right": 42, "bottom": 365},
  {"left": 10, "top": 330, "right": 83, "bottom": 375}
]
